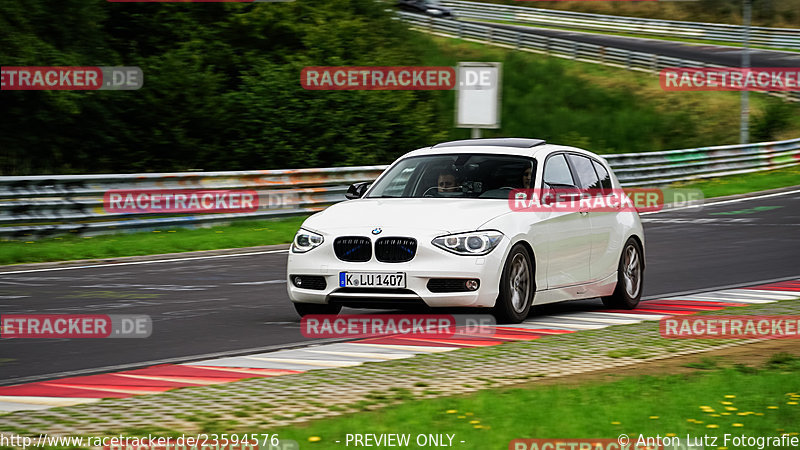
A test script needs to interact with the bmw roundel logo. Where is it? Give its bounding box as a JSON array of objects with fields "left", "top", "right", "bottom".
[{"left": 372, "top": 228, "right": 382, "bottom": 235}]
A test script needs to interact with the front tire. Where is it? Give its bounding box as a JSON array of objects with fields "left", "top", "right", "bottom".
[
  {"left": 293, "top": 302, "right": 342, "bottom": 317},
  {"left": 602, "top": 238, "right": 643, "bottom": 309},
  {"left": 493, "top": 244, "right": 535, "bottom": 324}
]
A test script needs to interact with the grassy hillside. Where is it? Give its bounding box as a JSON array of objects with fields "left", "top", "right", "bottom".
[
  {"left": 418, "top": 36, "right": 800, "bottom": 153},
  {"left": 483, "top": 0, "right": 800, "bottom": 28}
]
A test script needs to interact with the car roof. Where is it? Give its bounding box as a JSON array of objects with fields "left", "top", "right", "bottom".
[
  {"left": 401, "top": 138, "right": 606, "bottom": 162},
  {"left": 432, "top": 138, "right": 545, "bottom": 149}
]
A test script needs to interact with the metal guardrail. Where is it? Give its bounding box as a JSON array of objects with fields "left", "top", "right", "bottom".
[
  {"left": 0, "top": 167, "right": 386, "bottom": 239},
  {"left": 2, "top": 139, "right": 798, "bottom": 239},
  {"left": 398, "top": 11, "right": 800, "bottom": 102},
  {"left": 604, "top": 137, "right": 800, "bottom": 186},
  {"left": 440, "top": 0, "right": 800, "bottom": 51}
]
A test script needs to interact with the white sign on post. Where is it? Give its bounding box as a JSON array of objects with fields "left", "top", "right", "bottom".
[{"left": 456, "top": 62, "right": 501, "bottom": 136}]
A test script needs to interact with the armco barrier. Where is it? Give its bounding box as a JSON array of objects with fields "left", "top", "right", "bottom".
[
  {"left": 440, "top": 0, "right": 800, "bottom": 51},
  {"left": 1, "top": 138, "right": 798, "bottom": 239},
  {"left": 0, "top": 167, "right": 386, "bottom": 239},
  {"left": 397, "top": 11, "right": 800, "bottom": 102},
  {"left": 605, "top": 137, "right": 800, "bottom": 186}
]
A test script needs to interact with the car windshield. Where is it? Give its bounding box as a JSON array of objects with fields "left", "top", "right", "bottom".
[{"left": 366, "top": 154, "right": 536, "bottom": 199}]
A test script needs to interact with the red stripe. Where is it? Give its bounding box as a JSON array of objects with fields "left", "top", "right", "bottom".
[
  {"left": 46, "top": 383, "right": 173, "bottom": 394},
  {"left": 36, "top": 374, "right": 206, "bottom": 388},
  {"left": 605, "top": 308, "right": 698, "bottom": 315},
  {"left": 499, "top": 328, "right": 575, "bottom": 335},
  {"left": 634, "top": 303, "right": 728, "bottom": 312},
  {"left": 354, "top": 336, "right": 469, "bottom": 347},
  {"left": 476, "top": 330, "right": 545, "bottom": 340},
  {"left": 122, "top": 364, "right": 287, "bottom": 379},
  {"left": 0, "top": 383, "right": 133, "bottom": 398},
  {"left": 396, "top": 336, "right": 504, "bottom": 346},
  {"left": 642, "top": 300, "right": 743, "bottom": 307}
]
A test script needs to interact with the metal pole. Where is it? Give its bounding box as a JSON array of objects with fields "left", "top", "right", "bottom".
[
  {"left": 740, "top": 0, "right": 751, "bottom": 144},
  {"left": 471, "top": 128, "right": 482, "bottom": 139}
]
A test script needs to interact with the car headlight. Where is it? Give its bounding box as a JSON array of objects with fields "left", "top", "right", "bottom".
[
  {"left": 426, "top": 8, "right": 443, "bottom": 15},
  {"left": 292, "top": 229, "right": 324, "bottom": 253},
  {"left": 432, "top": 230, "right": 503, "bottom": 256}
]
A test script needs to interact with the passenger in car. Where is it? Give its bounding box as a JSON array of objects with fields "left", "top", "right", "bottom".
[{"left": 522, "top": 166, "right": 533, "bottom": 189}]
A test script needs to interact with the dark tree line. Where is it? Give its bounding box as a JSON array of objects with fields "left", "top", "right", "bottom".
[{"left": 0, "top": 0, "right": 449, "bottom": 175}]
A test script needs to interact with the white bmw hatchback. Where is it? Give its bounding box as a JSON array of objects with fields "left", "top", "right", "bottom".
[{"left": 287, "top": 138, "right": 644, "bottom": 323}]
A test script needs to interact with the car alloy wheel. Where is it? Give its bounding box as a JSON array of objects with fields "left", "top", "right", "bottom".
[
  {"left": 494, "top": 243, "right": 534, "bottom": 323},
  {"left": 602, "top": 238, "right": 643, "bottom": 309}
]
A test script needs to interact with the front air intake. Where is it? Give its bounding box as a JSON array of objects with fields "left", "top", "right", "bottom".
[
  {"left": 333, "top": 236, "right": 372, "bottom": 262},
  {"left": 375, "top": 237, "right": 417, "bottom": 263}
]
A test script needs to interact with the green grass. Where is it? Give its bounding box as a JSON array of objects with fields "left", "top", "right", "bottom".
[
  {"left": 0, "top": 217, "right": 307, "bottom": 266},
  {"left": 418, "top": 36, "right": 800, "bottom": 151},
  {"left": 271, "top": 354, "right": 800, "bottom": 449},
  {"left": 673, "top": 164, "right": 800, "bottom": 198}
]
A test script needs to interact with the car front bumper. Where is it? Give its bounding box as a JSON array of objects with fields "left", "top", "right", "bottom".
[{"left": 286, "top": 239, "right": 510, "bottom": 309}]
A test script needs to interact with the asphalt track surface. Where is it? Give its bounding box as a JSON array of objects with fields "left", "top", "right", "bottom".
[
  {"left": 474, "top": 21, "right": 800, "bottom": 68},
  {"left": 1, "top": 188, "right": 798, "bottom": 384}
]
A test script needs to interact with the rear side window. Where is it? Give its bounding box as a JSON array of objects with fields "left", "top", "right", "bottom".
[
  {"left": 592, "top": 159, "right": 613, "bottom": 192},
  {"left": 566, "top": 154, "right": 600, "bottom": 190},
  {"left": 543, "top": 154, "right": 576, "bottom": 188}
]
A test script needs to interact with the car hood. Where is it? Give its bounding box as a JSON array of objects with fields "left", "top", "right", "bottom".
[{"left": 303, "top": 198, "right": 510, "bottom": 235}]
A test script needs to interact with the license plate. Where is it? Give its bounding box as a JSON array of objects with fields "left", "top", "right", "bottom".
[{"left": 339, "top": 272, "right": 406, "bottom": 288}]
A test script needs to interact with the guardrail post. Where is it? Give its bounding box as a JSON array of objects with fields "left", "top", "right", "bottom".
[{"left": 515, "top": 31, "right": 520, "bottom": 50}]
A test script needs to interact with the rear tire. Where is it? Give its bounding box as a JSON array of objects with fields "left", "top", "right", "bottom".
[
  {"left": 293, "top": 302, "right": 342, "bottom": 317},
  {"left": 602, "top": 238, "right": 643, "bottom": 309},
  {"left": 493, "top": 243, "right": 535, "bottom": 324}
]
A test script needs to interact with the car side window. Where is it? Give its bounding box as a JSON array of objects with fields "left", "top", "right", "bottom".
[
  {"left": 591, "top": 159, "right": 613, "bottom": 193},
  {"left": 566, "top": 154, "right": 600, "bottom": 191},
  {"left": 543, "top": 154, "right": 576, "bottom": 188}
]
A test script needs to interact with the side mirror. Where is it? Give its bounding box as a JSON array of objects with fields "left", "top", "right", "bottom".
[{"left": 345, "top": 182, "right": 371, "bottom": 200}]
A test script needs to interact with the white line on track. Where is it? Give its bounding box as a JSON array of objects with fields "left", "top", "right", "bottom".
[
  {"left": 640, "top": 188, "right": 800, "bottom": 215},
  {"left": 0, "top": 249, "right": 289, "bottom": 275}
]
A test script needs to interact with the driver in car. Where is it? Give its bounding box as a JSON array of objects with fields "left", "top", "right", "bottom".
[{"left": 437, "top": 170, "right": 460, "bottom": 195}]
